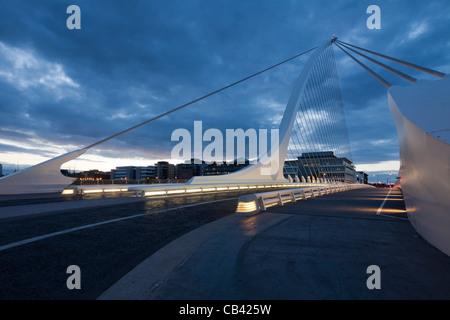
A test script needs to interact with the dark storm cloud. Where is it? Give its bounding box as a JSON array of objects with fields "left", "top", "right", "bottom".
[{"left": 0, "top": 0, "right": 449, "bottom": 173}]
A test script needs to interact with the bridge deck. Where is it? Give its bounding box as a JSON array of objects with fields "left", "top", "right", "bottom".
[
  {"left": 101, "top": 187, "right": 450, "bottom": 300},
  {"left": 1, "top": 187, "right": 449, "bottom": 300}
]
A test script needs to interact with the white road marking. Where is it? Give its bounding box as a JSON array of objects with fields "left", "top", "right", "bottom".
[
  {"left": 0, "top": 197, "right": 238, "bottom": 252},
  {"left": 376, "top": 188, "right": 392, "bottom": 215},
  {"left": 376, "top": 189, "right": 408, "bottom": 220}
]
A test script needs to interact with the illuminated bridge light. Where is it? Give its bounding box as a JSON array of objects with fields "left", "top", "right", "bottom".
[
  {"left": 104, "top": 189, "right": 122, "bottom": 192},
  {"left": 236, "top": 201, "right": 257, "bottom": 213},
  {"left": 235, "top": 194, "right": 260, "bottom": 216},
  {"left": 202, "top": 187, "right": 216, "bottom": 192},
  {"left": 144, "top": 190, "right": 166, "bottom": 196},
  {"left": 83, "top": 189, "right": 104, "bottom": 194},
  {"left": 167, "top": 189, "right": 185, "bottom": 194},
  {"left": 61, "top": 189, "right": 74, "bottom": 195},
  {"left": 186, "top": 188, "right": 202, "bottom": 193},
  {"left": 237, "top": 201, "right": 256, "bottom": 210}
]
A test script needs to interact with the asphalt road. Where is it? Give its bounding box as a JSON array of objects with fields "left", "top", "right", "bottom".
[{"left": 0, "top": 190, "right": 259, "bottom": 300}]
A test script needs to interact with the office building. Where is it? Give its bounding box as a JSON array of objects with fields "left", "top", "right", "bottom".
[
  {"left": 202, "top": 159, "right": 250, "bottom": 176},
  {"left": 284, "top": 151, "right": 356, "bottom": 183},
  {"left": 110, "top": 166, "right": 136, "bottom": 180},
  {"left": 356, "top": 171, "right": 368, "bottom": 184},
  {"left": 156, "top": 161, "right": 176, "bottom": 179},
  {"left": 176, "top": 159, "right": 206, "bottom": 180},
  {"left": 136, "top": 166, "right": 157, "bottom": 180}
]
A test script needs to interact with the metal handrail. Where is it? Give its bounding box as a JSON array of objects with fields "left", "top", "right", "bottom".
[{"left": 235, "top": 184, "right": 373, "bottom": 215}]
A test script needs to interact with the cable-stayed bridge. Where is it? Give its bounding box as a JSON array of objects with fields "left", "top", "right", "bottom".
[
  {"left": 0, "top": 36, "right": 448, "bottom": 255},
  {"left": 0, "top": 38, "right": 353, "bottom": 193}
]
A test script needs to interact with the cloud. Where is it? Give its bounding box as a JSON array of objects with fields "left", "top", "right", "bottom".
[
  {"left": 0, "top": 42, "right": 78, "bottom": 94},
  {"left": 0, "top": 0, "right": 449, "bottom": 176},
  {"left": 355, "top": 160, "right": 400, "bottom": 173},
  {"left": 408, "top": 22, "right": 428, "bottom": 40}
]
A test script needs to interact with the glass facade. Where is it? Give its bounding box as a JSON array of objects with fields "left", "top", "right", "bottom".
[{"left": 284, "top": 151, "right": 356, "bottom": 183}]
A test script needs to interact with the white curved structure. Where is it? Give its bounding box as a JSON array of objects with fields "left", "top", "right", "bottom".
[
  {"left": 0, "top": 148, "right": 87, "bottom": 195},
  {"left": 334, "top": 39, "right": 449, "bottom": 256},
  {"left": 388, "top": 76, "right": 450, "bottom": 256}
]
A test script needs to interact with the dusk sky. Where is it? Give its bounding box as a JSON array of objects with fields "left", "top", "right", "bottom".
[{"left": 0, "top": 0, "right": 449, "bottom": 182}]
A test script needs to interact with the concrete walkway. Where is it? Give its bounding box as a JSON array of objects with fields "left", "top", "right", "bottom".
[{"left": 99, "top": 188, "right": 450, "bottom": 300}]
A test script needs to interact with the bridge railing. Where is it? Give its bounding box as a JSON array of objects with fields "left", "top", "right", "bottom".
[
  {"left": 62, "top": 181, "right": 356, "bottom": 196},
  {"left": 132, "top": 183, "right": 324, "bottom": 197},
  {"left": 63, "top": 182, "right": 309, "bottom": 195},
  {"left": 235, "top": 184, "right": 373, "bottom": 216}
]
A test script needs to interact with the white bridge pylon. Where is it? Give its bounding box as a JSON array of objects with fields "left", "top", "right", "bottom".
[
  {"left": 187, "top": 40, "right": 334, "bottom": 185},
  {"left": 0, "top": 39, "right": 336, "bottom": 195}
]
